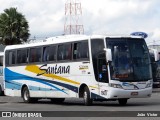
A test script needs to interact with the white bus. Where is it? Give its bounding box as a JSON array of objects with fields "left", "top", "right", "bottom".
[
  {"left": 4, "top": 35, "right": 152, "bottom": 105},
  {"left": 149, "top": 48, "right": 160, "bottom": 88},
  {"left": 0, "top": 52, "right": 4, "bottom": 95}
]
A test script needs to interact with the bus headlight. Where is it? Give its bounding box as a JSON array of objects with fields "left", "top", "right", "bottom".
[
  {"left": 146, "top": 81, "right": 152, "bottom": 88},
  {"left": 109, "top": 83, "right": 123, "bottom": 89}
]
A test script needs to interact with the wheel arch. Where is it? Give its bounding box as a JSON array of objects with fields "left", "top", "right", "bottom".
[
  {"left": 0, "top": 83, "right": 4, "bottom": 95},
  {"left": 78, "top": 83, "right": 90, "bottom": 98},
  {"left": 21, "top": 84, "right": 29, "bottom": 98}
]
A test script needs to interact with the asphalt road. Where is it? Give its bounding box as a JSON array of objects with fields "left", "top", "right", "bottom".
[{"left": 0, "top": 91, "right": 160, "bottom": 120}]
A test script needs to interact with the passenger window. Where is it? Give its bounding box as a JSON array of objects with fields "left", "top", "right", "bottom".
[
  {"left": 0, "top": 56, "right": 3, "bottom": 66},
  {"left": 9, "top": 51, "right": 16, "bottom": 65},
  {"left": 43, "top": 46, "right": 57, "bottom": 62},
  {"left": 73, "top": 41, "right": 89, "bottom": 60},
  {"left": 29, "top": 48, "right": 42, "bottom": 63},
  {"left": 57, "top": 43, "right": 72, "bottom": 61},
  {"left": 17, "top": 49, "right": 28, "bottom": 64}
]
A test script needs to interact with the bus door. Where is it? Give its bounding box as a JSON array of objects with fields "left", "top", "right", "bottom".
[{"left": 97, "top": 53, "right": 109, "bottom": 97}]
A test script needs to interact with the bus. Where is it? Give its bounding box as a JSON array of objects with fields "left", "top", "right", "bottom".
[
  {"left": 4, "top": 35, "right": 152, "bottom": 106},
  {"left": 149, "top": 48, "right": 160, "bottom": 88},
  {"left": 0, "top": 52, "right": 4, "bottom": 95}
]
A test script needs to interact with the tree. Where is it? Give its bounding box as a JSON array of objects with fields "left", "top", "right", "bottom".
[{"left": 0, "top": 7, "right": 30, "bottom": 45}]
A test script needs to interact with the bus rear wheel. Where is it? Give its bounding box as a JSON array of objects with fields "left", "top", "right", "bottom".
[
  {"left": 51, "top": 98, "right": 65, "bottom": 104},
  {"left": 83, "top": 87, "right": 92, "bottom": 106},
  {"left": 22, "top": 87, "right": 38, "bottom": 103},
  {"left": 118, "top": 98, "right": 128, "bottom": 106}
]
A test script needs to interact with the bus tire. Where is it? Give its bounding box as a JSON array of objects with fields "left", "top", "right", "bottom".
[
  {"left": 118, "top": 98, "right": 128, "bottom": 106},
  {"left": 51, "top": 98, "right": 65, "bottom": 104},
  {"left": 83, "top": 87, "right": 92, "bottom": 106},
  {"left": 22, "top": 87, "right": 38, "bottom": 103},
  {"left": 0, "top": 85, "right": 4, "bottom": 96}
]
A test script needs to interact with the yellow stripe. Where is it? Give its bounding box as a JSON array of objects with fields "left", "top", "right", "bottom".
[
  {"left": 25, "top": 65, "right": 80, "bottom": 85},
  {"left": 89, "top": 86, "right": 98, "bottom": 89}
]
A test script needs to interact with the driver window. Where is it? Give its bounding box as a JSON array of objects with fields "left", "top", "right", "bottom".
[{"left": 97, "top": 53, "right": 109, "bottom": 83}]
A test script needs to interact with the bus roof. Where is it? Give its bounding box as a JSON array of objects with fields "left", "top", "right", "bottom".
[{"left": 4, "top": 34, "right": 143, "bottom": 51}]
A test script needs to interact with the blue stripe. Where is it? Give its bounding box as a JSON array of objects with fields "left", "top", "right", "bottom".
[
  {"left": 44, "top": 80, "right": 78, "bottom": 93},
  {"left": 5, "top": 80, "right": 21, "bottom": 90},
  {"left": 5, "top": 68, "right": 78, "bottom": 93},
  {"left": 5, "top": 80, "right": 51, "bottom": 91},
  {"left": 5, "top": 68, "right": 68, "bottom": 94}
]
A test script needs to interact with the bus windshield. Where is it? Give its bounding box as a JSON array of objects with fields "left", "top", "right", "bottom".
[{"left": 106, "top": 38, "right": 152, "bottom": 82}]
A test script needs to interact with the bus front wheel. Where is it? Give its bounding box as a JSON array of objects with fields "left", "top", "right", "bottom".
[
  {"left": 83, "top": 87, "right": 92, "bottom": 106},
  {"left": 22, "top": 87, "right": 38, "bottom": 103},
  {"left": 118, "top": 98, "right": 128, "bottom": 106}
]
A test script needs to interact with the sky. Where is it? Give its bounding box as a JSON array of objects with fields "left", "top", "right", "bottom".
[{"left": 0, "top": 0, "right": 160, "bottom": 45}]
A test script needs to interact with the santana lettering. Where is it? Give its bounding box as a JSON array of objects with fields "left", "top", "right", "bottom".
[{"left": 37, "top": 64, "right": 70, "bottom": 76}]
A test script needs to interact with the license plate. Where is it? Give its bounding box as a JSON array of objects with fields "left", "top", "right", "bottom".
[{"left": 131, "top": 92, "right": 138, "bottom": 96}]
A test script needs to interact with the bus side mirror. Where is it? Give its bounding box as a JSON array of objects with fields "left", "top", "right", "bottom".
[{"left": 104, "top": 48, "right": 112, "bottom": 62}]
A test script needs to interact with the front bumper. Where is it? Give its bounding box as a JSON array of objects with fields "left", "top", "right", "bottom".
[{"left": 107, "top": 87, "right": 152, "bottom": 99}]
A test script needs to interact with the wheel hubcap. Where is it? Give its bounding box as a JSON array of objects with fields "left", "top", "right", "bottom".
[
  {"left": 24, "top": 90, "right": 29, "bottom": 101},
  {"left": 84, "top": 91, "right": 87, "bottom": 102}
]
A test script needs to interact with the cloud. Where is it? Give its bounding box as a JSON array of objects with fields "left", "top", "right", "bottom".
[
  {"left": 83, "top": 0, "right": 155, "bottom": 32},
  {"left": 82, "top": 0, "right": 160, "bottom": 44},
  {"left": 0, "top": 0, "right": 160, "bottom": 43},
  {"left": 0, "top": 0, "right": 64, "bottom": 38},
  {"left": 147, "top": 28, "right": 160, "bottom": 45},
  {"left": 152, "top": 29, "right": 160, "bottom": 39}
]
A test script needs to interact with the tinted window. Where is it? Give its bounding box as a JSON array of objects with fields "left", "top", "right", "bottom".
[
  {"left": 97, "top": 55, "right": 109, "bottom": 83},
  {"left": 8, "top": 51, "right": 16, "bottom": 65},
  {"left": 107, "top": 38, "right": 152, "bottom": 81},
  {"left": 0, "top": 56, "right": 3, "bottom": 66},
  {"left": 73, "top": 41, "right": 89, "bottom": 60},
  {"left": 57, "top": 43, "right": 72, "bottom": 61},
  {"left": 29, "top": 48, "right": 42, "bottom": 63},
  {"left": 17, "top": 49, "right": 28, "bottom": 64},
  {"left": 43, "top": 45, "right": 57, "bottom": 62},
  {"left": 91, "top": 39, "right": 104, "bottom": 81}
]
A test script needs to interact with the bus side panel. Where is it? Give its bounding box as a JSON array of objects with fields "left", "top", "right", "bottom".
[{"left": 4, "top": 62, "right": 101, "bottom": 99}]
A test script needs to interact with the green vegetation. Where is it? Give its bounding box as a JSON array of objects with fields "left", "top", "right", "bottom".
[{"left": 0, "top": 7, "right": 30, "bottom": 45}]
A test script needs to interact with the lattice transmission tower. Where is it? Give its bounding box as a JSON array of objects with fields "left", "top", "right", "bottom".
[{"left": 64, "top": 0, "right": 84, "bottom": 35}]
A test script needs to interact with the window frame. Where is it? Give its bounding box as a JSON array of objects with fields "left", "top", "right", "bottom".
[
  {"left": 5, "top": 39, "right": 90, "bottom": 66},
  {"left": 72, "top": 40, "right": 90, "bottom": 61},
  {"left": 42, "top": 45, "right": 57, "bottom": 63},
  {"left": 17, "top": 48, "right": 29, "bottom": 64},
  {"left": 91, "top": 38, "right": 105, "bottom": 81},
  {"left": 57, "top": 42, "right": 72, "bottom": 61},
  {"left": 6, "top": 50, "right": 17, "bottom": 66},
  {"left": 29, "top": 47, "right": 43, "bottom": 64}
]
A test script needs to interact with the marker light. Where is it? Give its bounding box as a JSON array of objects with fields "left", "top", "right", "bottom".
[{"left": 146, "top": 81, "right": 152, "bottom": 88}]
